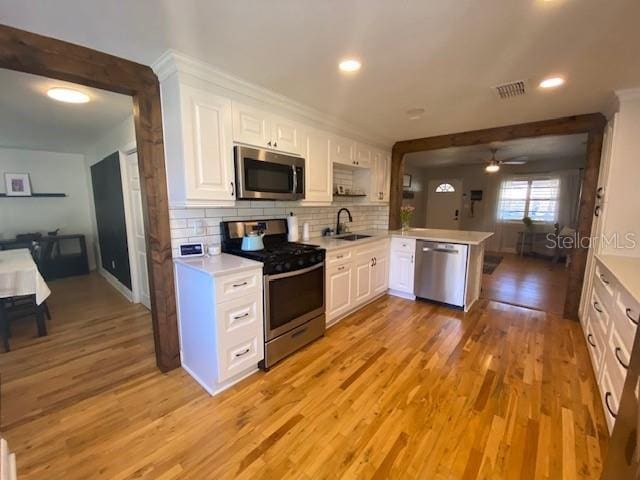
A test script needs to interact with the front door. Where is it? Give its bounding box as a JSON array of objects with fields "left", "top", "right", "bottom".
[{"left": 426, "top": 179, "right": 463, "bottom": 230}]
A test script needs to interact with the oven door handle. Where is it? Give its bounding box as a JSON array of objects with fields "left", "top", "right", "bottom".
[
  {"left": 266, "top": 261, "right": 324, "bottom": 281},
  {"left": 291, "top": 165, "right": 298, "bottom": 195}
]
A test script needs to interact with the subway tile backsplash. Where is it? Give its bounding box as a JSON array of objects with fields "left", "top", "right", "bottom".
[{"left": 169, "top": 200, "right": 389, "bottom": 256}]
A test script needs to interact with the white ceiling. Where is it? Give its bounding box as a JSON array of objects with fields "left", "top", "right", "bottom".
[
  {"left": 405, "top": 133, "right": 588, "bottom": 169},
  {"left": 1, "top": 1, "right": 639, "bottom": 143},
  {"left": 0, "top": 68, "right": 133, "bottom": 153}
]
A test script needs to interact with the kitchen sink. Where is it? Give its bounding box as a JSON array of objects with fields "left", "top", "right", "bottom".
[{"left": 337, "top": 234, "right": 372, "bottom": 241}]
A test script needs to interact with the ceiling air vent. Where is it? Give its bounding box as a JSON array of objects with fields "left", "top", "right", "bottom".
[{"left": 493, "top": 80, "right": 526, "bottom": 99}]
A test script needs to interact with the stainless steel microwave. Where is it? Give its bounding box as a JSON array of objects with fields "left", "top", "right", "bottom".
[{"left": 234, "top": 145, "right": 305, "bottom": 201}]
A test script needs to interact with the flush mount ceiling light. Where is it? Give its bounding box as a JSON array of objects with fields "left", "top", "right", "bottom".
[
  {"left": 539, "top": 76, "right": 565, "bottom": 89},
  {"left": 406, "top": 108, "right": 425, "bottom": 120},
  {"left": 47, "top": 87, "right": 90, "bottom": 103},
  {"left": 338, "top": 59, "right": 362, "bottom": 73}
]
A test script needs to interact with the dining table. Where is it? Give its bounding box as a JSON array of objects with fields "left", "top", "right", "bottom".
[{"left": 0, "top": 249, "right": 51, "bottom": 351}]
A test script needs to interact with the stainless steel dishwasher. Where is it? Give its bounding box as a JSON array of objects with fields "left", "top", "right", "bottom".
[{"left": 414, "top": 240, "right": 468, "bottom": 307}]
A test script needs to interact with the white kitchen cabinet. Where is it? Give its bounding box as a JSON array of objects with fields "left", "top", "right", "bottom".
[
  {"left": 160, "top": 75, "right": 235, "bottom": 207},
  {"left": 371, "top": 245, "right": 389, "bottom": 296},
  {"left": 355, "top": 143, "right": 373, "bottom": 169},
  {"left": 353, "top": 248, "right": 374, "bottom": 304},
  {"left": 330, "top": 135, "right": 357, "bottom": 167},
  {"left": 369, "top": 150, "right": 391, "bottom": 202},
  {"left": 174, "top": 255, "right": 264, "bottom": 395},
  {"left": 326, "top": 262, "right": 353, "bottom": 320},
  {"left": 389, "top": 238, "right": 416, "bottom": 298},
  {"left": 232, "top": 101, "right": 302, "bottom": 155},
  {"left": 302, "top": 128, "right": 333, "bottom": 203},
  {"left": 325, "top": 238, "right": 390, "bottom": 326}
]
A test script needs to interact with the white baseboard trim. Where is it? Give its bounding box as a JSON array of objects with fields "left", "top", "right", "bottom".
[
  {"left": 98, "top": 268, "right": 133, "bottom": 302},
  {"left": 388, "top": 289, "right": 416, "bottom": 301},
  {"left": 182, "top": 362, "right": 259, "bottom": 397}
]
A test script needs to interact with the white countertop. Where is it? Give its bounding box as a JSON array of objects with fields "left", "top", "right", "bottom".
[
  {"left": 596, "top": 254, "right": 640, "bottom": 301},
  {"left": 389, "top": 228, "right": 494, "bottom": 245},
  {"left": 174, "top": 253, "right": 262, "bottom": 277},
  {"left": 300, "top": 228, "right": 493, "bottom": 251}
]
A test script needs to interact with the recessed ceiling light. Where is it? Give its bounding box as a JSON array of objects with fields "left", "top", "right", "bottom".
[
  {"left": 47, "top": 87, "right": 90, "bottom": 103},
  {"left": 539, "top": 76, "right": 565, "bottom": 89},
  {"left": 406, "top": 108, "right": 425, "bottom": 120},
  {"left": 339, "top": 59, "right": 362, "bottom": 73}
]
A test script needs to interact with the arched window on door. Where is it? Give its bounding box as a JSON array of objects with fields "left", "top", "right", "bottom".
[{"left": 435, "top": 183, "right": 456, "bottom": 193}]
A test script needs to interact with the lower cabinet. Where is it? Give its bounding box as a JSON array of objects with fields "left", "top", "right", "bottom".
[
  {"left": 175, "top": 261, "right": 264, "bottom": 395},
  {"left": 582, "top": 258, "right": 640, "bottom": 432},
  {"left": 325, "top": 238, "right": 389, "bottom": 325},
  {"left": 388, "top": 238, "right": 416, "bottom": 298}
]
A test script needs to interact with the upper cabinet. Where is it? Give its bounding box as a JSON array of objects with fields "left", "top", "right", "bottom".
[
  {"left": 232, "top": 102, "right": 302, "bottom": 156},
  {"left": 160, "top": 75, "right": 235, "bottom": 207},
  {"left": 330, "top": 136, "right": 356, "bottom": 167},
  {"left": 354, "top": 143, "right": 373, "bottom": 169},
  {"left": 303, "top": 129, "right": 333, "bottom": 203},
  {"left": 369, "top": 150, "right": 391, "bottom": 202}
]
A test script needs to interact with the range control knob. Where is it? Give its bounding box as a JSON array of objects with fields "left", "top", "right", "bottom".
[
  {"left": 284, "top": 262, "right": 291, "bottom": 271},
  {"left": 275, "top": 264, "right": 283, "bottom": 272},
  {"left": 298, "top": 258, "right": 305, "bottom": 266}
]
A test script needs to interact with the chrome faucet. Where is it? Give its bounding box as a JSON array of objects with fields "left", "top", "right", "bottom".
[{"left": 336, "top": 208, "right": 353, "bottom": 235}]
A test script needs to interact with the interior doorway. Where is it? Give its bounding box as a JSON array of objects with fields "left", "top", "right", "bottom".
[{"left": 425, "top": 178, "right": 463, "bottom": 229}]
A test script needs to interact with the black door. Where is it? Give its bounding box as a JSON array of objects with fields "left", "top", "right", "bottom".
[{"left": 90, "top": 152, "right": 131, "bottom": 289}]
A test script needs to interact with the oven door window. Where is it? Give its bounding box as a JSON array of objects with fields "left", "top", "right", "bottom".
[
  {"left": 268, "top": 266, "right": 323, "bottom": 331},
  {"left": 244, "top": 158, "right": 293, "bottom": 194}
]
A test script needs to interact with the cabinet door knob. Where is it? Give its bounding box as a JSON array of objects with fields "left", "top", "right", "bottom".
[
  {"left": 274, "top": 141, "right": 278, "bottom": 147},
  {"left": 267, "top": 141, "right": 272, "bottom": 146}
]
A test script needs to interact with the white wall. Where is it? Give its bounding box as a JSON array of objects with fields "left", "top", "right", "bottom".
[
  {"left": 411, "top": 156, "right": 586, "bottom": 252},
  {"left": 0, "top": 147, "right": 97, "bottom": 268},
  {"left": 401, "top": 164, "right": 427, "bottom": 228}
]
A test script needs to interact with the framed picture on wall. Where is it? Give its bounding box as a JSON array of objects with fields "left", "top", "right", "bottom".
[
  {"left": 403, "top": 174, "right": 412, "bottom": 188},
  {"left": 4, "top": 173, "right": 32, "bottom": 196}
]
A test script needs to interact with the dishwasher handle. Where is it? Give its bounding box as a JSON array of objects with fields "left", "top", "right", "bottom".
[{"left": 422, "top": 247, "right": 459, "bottom": 254}]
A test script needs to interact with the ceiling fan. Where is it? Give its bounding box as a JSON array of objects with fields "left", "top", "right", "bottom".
[{"left": 484, "top": 148, "right": 528, "bottom": 173}]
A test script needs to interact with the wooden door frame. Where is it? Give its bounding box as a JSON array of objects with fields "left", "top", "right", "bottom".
[
  {"left": 0, "top": 24, "right": 180, "bottom": 371},
  {"left": 390, "top": 113, "right": 607, "bottom": 319}
]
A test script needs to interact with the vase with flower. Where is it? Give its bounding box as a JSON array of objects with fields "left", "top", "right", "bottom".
[{"left": 400, "top": 205, "right": 415, "bottom": 231}]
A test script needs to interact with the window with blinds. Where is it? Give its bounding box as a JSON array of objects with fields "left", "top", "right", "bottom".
[{"left": 497, "top": 177, "right": 560, "bottom": 222}]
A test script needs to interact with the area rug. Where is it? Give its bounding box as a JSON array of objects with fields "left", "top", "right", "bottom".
[{"left": 483, "top": 254, "right": 503, "bottom": 275}]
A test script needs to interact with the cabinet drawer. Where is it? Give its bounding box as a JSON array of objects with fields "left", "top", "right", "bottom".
[
  {"left": 606, "top": 326, "right": 630, "bottom": 396},
  {"left": 327, "top": 249, "right": 352, "bottom": 266},
  {"left": 589, "top": 288, "right": 610, "bottom": 340},
  {"left": 391, "top": 237, "right": 416, "bottom": 253},
  {"left": 217, "top": 334, "right": 262, "bottom": 383},
  {"left": 585, "top": 320, "right": 605, "bottom": 374},
  {"left": 599, "top": 368, "right": 619, "bottom": 433},
  {"left": 613, "top": 287, "right": 640, "bottom": 352},
  {"left": 216, "top": 295, "right": 262, "bottom": 338},
  {"left": 594, "top": 263, "right": 616, "bottom": 307},
  {"left": 215, "top": 269, "right": 261, "bottom": 303}
]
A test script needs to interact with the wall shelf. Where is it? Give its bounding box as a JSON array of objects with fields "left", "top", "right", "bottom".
[
  {"left": 0, "top": 193, "right": 67, "bottom": 198},
  {"left": 333, "top": 193, "right": 367, "bottom": 198}
]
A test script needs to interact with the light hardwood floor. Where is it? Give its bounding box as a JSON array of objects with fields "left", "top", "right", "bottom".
[
  {"left": 1, "top": 275, "right": 607, "bottom": 479},
  {"left": 482, "top": 253, "right": 570, "bottom": 315}
]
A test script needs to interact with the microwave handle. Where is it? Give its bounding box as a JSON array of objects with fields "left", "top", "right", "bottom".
[{"left": 292, "top": 165, "right": 298, "bottom": 194}]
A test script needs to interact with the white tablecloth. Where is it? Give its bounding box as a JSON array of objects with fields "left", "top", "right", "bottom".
[{"left": 0, "top": 249, "right": 51, "bottom": 305}]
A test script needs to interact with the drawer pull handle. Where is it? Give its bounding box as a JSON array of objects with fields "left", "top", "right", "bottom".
[
  {"left": 587, "top": 334, "right": 596, "bottom": 348},
  {"left": 232, "top": 281, "right": 248, "bottom": 288},
  {"left": 337, "top": 266, "right": 345, "bottom": 271},
  {"left": 615, "top": 347, "right": 629, "bottom": 369},
  {"left": 235, "top": 347, "right": 251, "bottom": 358},
  {"left": 233, "top": 312, "right": 249, "bottom": 320},
  {"left": 604, "top": 392, "right": 617, "bottom": 418},
  {"left": 291, "top": 327, "right": 307, "bottom": 338},
  {"left": 594, "top": 205, "right": 601, "bottom": 217},
  {"left": 626, "top": 308, "right": 639, "bottom": 326},
  {"left": 337, "top": 254, "right": 344, "bottom": 259},
  {"left": 596, "top": 187, "right": 604, "bottom": 199},
  {"left": 599, "top": 274, "right": 609, "bottom": 285},
  {"left": 593, "top": 301, "right": 603, "bottom": 313}
]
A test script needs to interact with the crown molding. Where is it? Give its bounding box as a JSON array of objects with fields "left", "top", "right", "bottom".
[
  {"left": 152, "top": 50, "right": 393, "bottom": 149},
  {"left": 615, "top": 87, "right": 640, "bottom": 102}
]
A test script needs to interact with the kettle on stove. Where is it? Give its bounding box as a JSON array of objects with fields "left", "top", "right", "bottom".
[{"left": 241, "top": 230, "right": 265, "bottom": 251}]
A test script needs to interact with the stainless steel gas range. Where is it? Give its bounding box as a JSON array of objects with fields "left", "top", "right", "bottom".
[{"left": 221, "top": 219, "right": 325, "bottom": 370}]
